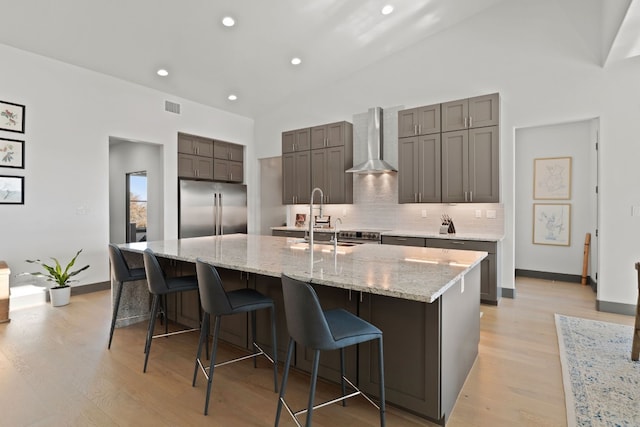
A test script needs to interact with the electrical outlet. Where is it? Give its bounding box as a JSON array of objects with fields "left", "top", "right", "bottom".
[
  {"left": 486, "top": 210, "right": 497, "bottom": 219},
  {"left": 475, "top": 210, "right": 482, "bottom": 218},
  {"left": 421, "top": 209, "right": 427, "bottom": 218}
]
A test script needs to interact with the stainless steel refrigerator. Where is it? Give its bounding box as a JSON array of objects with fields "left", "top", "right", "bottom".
[{"left": 179, "top": 179, "right": 247, "bottom": 238}]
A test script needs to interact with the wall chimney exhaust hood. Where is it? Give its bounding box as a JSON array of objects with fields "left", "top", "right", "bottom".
[{"left": 346, "top": 107, "right": 397, "bottom": 174}]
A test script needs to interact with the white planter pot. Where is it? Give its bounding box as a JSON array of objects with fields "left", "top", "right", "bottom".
[{"left": 49, "top": 286, "right": 71, "bottom": 307}]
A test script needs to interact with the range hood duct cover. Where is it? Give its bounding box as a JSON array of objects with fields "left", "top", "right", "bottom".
[{"left": 346, "top": 107, "right": 397, "bottom": 174}]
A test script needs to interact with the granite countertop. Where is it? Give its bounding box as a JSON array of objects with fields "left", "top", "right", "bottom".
[
  {"left": 382, "top": 230, "right": 504, "bottom": 242},
  {"left": 121, "top": 234, "right": 486, "bottom": 303}
]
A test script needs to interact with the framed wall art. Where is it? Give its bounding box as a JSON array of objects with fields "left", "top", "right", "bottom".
[
  {"left": 0, "top": 138, "right": 24, "bottom": 169},
  {"left": 0, "top": 100, "right": 26, "bottom": 133},
  {"left": 0, "top": 175, "right": 24, "bottom": 205},
  {"left": 533, "top": 203, "right": 570, "bottom": 246},
  {"left": 533, "top": 156, "right": 571, "bottom": 199}
]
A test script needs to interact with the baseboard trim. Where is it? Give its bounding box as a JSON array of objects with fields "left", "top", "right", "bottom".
[
  {"left": 502, "top": 287, "right": 516, "bottom": 299},
  {"left": 515, "top": 269, "right": 595, "bottom": 285},
  {"left": 596, "top": 299, "right": 636, "bottom": 316},
  {"left": 71, "top": 281, "right": 110, "bottom": 296}
]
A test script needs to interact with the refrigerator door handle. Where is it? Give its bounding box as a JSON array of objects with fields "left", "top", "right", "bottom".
[
  {"left": 213, "top": 193, "right": 218, "bottom": 235},
  {"left": 218, "top": 193, "right": 224, "bottom": 235}
]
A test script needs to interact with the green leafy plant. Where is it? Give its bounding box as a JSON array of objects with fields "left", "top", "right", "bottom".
[{"left": 25, "top": 249, "right": 90, "bottom": 288}]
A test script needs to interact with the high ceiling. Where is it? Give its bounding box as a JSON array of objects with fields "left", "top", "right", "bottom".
[{"left": 0, "top": 0, "right": 636, "bottom": 119}]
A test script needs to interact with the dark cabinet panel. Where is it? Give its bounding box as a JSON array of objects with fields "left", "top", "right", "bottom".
[
  {"left": 282, "top": 128, "right": 311, "bottom": 153},
  {"left": 398, "top": 134, "right": 441, "bottom": 203},
  {"left": 398, "top": 104, "right": 441, "bottom": 138},
  {"left": 178, "top": 153, "right": 213, "bottom": 180},
  {"left": 282, "top": 151, "right": 311, "bottom": 204}
]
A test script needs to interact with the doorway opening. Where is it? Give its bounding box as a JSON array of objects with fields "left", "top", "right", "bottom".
[{"left": 126, "top": 171, "right": 147, "bottom": 243}]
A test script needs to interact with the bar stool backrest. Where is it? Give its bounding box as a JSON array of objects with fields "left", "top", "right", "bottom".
[
  {"left": 196, "top": 259, "right": 233, "bottom": 315},
  {"left": 142, "top": 249, "right": 168, "bottom": 295},
  {"left": 281, "top": 275, "right": 335, "bottom": 350},
  {"left": 108, "top": 244, "right": 132, "bottom": 282}
]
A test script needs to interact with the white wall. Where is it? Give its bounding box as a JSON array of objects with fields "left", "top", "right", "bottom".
[
  {"left": 515, "top": 120, "right": 595, "bottom": 277},
  {"left": 0, "top": 43, "right": 254, "bottom": 288},
  {"left": 251, "top": 0, "right": 640, "bottom": 308}
]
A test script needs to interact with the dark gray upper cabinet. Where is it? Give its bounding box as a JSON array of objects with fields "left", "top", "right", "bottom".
[
  {"left": 442, "top": 93, "right": 499, "bottom": 132},
  {"left": 178, "top": 133, "right": 214, "bottom": 179},
  {"left": 212, "top": 140, "right": 244, "bottom": 182},
  {"left": 283, "top": 121, "right": 352, "bottom": 205},
  {"left": 398, "top": 104, "right": 441, "bottom": 138},
  {"left": 441, "top": 126, "right": 499, "bottom": 203},
  {"left": 311, "top": 122, "right": 349, "bottom": 149},
  {"left": 178, "top": 134, "right": 214, "bottom": 157},
  {"left": 282, "top": 150, "right": 311, "bottom": 204},
  {"left": 282, "top": 128, "right": 311, "bottom": 153},
  {"left": 398, "top": 134, "right": 441, "bottom": 203}
]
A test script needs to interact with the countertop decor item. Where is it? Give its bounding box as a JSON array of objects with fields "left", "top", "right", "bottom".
[
  {"left": 440, "top": 214, "right": 455, "bottom": 234},
  {"left": 24, "top": 249, "right": 90, "bottom": 307}
]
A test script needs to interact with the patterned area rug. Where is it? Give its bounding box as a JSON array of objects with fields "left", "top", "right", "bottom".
[{"left": 555, "top": 314, "right": 640, "bottom": 426}]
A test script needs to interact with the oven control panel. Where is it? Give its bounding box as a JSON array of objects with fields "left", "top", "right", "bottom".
[{"left": 338, "top": 230, "right": 382, "bottom": 243}]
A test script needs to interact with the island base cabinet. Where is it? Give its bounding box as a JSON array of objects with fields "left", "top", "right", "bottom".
[
  {"left": 359, "top": 265, "right": 480, "bottom": 425},
  {"left": 358, "top": 293, "right": 441, "bottom": 422}
]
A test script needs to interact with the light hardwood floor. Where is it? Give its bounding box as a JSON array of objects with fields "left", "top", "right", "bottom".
[{"left": 0, "top": 278, "right": 634, "bottom": 426}]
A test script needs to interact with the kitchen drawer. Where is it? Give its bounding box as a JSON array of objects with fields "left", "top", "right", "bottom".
[
  {"left": 424, "top": 238, "right": 495, "bottom": 253},
  {"left": 381, "top": 235, "right": 426, "bottom": 247},
  {"left": 272, "top": 230, "right": 305, "bottom": 238}
]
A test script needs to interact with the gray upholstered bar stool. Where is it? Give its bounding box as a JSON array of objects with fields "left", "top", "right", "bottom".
[
  {"left": 276, "top": 275, "right": 386, "bottom": 427},
  {"left": 193, "top": 259, "right": 278, "bottom": 415},
  {"left": 142, "top": 248, "right": 200, "bottom": 373},
  {"left": 107, "top": 244, "right": 146, "bottom": 349}
]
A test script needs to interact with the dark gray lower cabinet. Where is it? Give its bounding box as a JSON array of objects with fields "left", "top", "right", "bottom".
[{"left": 359, "top": 292, "right": 440, "bottom": 420}]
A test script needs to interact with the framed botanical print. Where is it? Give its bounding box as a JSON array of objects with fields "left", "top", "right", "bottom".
[
  {"left": 0, "top": 100, "right": 26, "bottom": 133},
  {"left": 0, "top": 138, "right": 24, "bottom": 169},
  {"left": 533, "top": 157, "right": 571, "bottom": 200},
  {"left": 0, "top": 175, "right": 24, "bottom": 204},
  {"left": 533, "top": 203, "right": 571, "bottom": 246}
]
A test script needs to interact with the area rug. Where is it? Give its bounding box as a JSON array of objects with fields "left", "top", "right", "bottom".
[{"left": 555, "top": 314, "right": 640, "bottom": 426}]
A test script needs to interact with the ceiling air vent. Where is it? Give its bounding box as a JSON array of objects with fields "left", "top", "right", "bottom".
[{"left": 164, "top": 100, "right": 181, "bottom": 114}]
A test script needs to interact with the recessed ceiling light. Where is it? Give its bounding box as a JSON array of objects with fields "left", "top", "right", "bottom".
[
  {"left": 228, "top": 94, "right": 238, "bottom": 101},
  {"left": 222, "top": 16, "right": 235, "bottom": 27},
  {"left": 381, "top": 5, "right": 394, "bottom": 15},
  {"left": 157, "top": 69, "right": 169, "bottom": 77},
  {"left": 291, "top": 57, "right": 302, "bottom": 65}
]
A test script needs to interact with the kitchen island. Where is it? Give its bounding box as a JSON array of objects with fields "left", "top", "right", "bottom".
[{"left": 118, "top": 234, "right": 486, "bottom": 425}]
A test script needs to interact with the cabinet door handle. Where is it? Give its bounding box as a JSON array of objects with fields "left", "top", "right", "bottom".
[
  {"left": 414, "top": 125, "right": 418, "bottom": 135},
  {"left": 464, "top": 117, "right": 468, "bottom": 128},
  {"left": 414, "top": 193, "right": 417, "bottom": 203},
  {"left": 470, "top": 191, "right": 473, "bottom": 202},
  {"left": 418, "top": 124, "right": 421, "bottom": 134},
  {"left": 469, "top": 116, "right": 473, "bottom": 127},
  {"left": 395, "top": 237, "right": 408, "bottom": 241},
  {"left": 293, "top": 143, "right": 296, "bottom": 151},
  {"left": 230, "top": 173, "right": 233, "bottom": 181},
  {"left": 419, "top": 193, "right": 422, "bottom": 202},
  {"left": 450, "top": 241, "right": 465, "bottom": 245},
  {"left": 464, "top": 191, "right": 468, "bottom": 202}
]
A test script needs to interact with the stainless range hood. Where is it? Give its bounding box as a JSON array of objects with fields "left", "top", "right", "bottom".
[{"left": 346, "top": 107, "right": 397, "bottom": 174}]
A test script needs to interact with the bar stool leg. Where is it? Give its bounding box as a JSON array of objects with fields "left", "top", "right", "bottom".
[
  {"left": 203, "top": 315, "right": 222, "bottom": 416},
  {"left": 340, "top": 348, "right": 346, "bottom": 406},
  {"left": 251, "top": 310, "right": 257, "bottom": 368},
  {"left": 270, "top": 305, "right": 279, "bottom": 392},
  {"left": 306, "top": 349, "right": 321, "bottom": 427},
  {"left": 275, "top": 338, "right": 295, "bottom": 427},
  {"left": 143, "top": 295, "right": 160, "bottom": 373},
  {"left": 108, "top": 279, "right": 124, "bottom": 349},
  {"left": 193, "top": 312, "right": 210, "bottom": 386},
  {"left": 378, "top": 336, "right": 386, "bottom": 427}
]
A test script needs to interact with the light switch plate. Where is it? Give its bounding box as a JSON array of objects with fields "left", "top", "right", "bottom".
[
  {"left": 421, "top": 210, "right": 427, "bottom": 218},
  {"left": 475, "top": 210, "right": 482, "bottom": 218},
  {"left": 486, "top": 210, "right": 497, "bottom": 219}
]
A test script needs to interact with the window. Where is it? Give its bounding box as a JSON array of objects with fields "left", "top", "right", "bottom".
[{"left": 126, "top": 172, "right": 147, "bottom": 242}]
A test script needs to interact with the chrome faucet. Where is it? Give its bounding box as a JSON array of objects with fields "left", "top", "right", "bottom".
[
  {"left": 332, "top": 217, "right": 343, "bottom": 252},
  {"left": 309, "top": 187, "right": 324, "bottom": 253}
]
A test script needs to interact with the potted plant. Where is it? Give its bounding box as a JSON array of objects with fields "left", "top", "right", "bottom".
[{"left": 25, "top": 249, "right": 90, "bottom": 307}]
